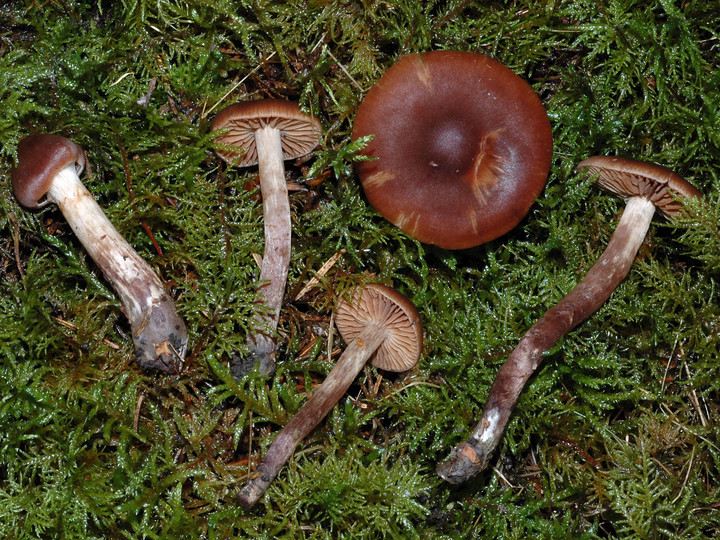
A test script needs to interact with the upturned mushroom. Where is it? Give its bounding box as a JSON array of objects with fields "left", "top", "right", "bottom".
[
  {"left": 12, "top": 134, "right": 188, "bottom": 373},
  {"left": 437, "top": 155, "right": 703, "bottom": 484},
  {"left": 212, "top": 100, "right": 322, "bottom": 378},
  {"left": 351, "top": 50, "right": 553, "bottom": 249},
  {"left": 237, "top": 282, "right": 422, "bottom": 508}
]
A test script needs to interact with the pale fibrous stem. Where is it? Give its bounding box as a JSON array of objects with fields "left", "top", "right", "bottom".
[
  {"left": 47, "top": 163, "right": 188, "bottom": 373},
  {"left": 241, "top": 125, "right": 292, "bottom": 377}
]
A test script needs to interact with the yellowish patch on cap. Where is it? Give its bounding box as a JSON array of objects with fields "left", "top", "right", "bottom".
[
  {"left": 470, "top": 129, "right": 506, "bottom": 205},
  {"left": 394, "top": 211, "right": 421, "bottom": 237},
  {"left": 467, "top": 208, "right": 479, "bottom": 234},
  {"left": 363, "top": 169, "right": 396, "bottom": 189},
  {"left": 411, "top": 55, "right": 433, "bottom": 91}
]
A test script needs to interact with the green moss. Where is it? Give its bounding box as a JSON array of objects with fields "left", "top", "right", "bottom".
[{"left": 1, "top": 0, "right": 719, "bottom": 537}]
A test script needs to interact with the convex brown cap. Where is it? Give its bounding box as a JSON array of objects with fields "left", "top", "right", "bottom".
[
  {"left": 12, "top": 134, "right": 86, "bottom": 208},
  {"left": 335, "top": 283, "right": 422, "bottom": 372},
  {"left": 577, "top": 155, "right": 702, "bottom": 219},
  {"left": 212, "top": 99, "right": 321, "bottom": 166},
  {"left": 352, "top": 50, "right": 553, "bottom": 250}
]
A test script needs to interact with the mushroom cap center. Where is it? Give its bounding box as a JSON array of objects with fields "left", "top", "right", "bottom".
[{"left": 428, "top": 119, "right": 473, "bottom": 170}]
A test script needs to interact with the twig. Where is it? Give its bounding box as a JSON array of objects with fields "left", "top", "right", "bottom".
[
  {"left": 9, "top": 211, "right": 24, "bottom": 279},
  {"left": 201, "top": 51, "right": 277, "bottom": 119},
  {"left": 383, "top": 381, "right": 442, "bottom": 400},
  {"left": 119, "top": 146, "right": 164, "bottom": 257},
  {"left": 491, "top": 464, "right": 518, "bottom": 488},
  {"left": 294, "top": 249, "right": 345, "bottom": 300},
  {"left": 671, "top": 445, "right": 695, "bottom": 504},
  {"left": 326, "top": 49, "right": 365, "bottom": 92},
  {"left": 137, "top": 77, "right": 157, "bottom": 107},
  {"left": 683, "top": 362, "right": 709, "bottom": 427},
  {"left": 247, "top": 410, "right": 254, "bottom": 481},
  {"left": 109, "top": 71, "right": 134, "bottom": 87},
  {"left": 133, "top": 393, "right": 145, "bottom": 432},
  {"left": 660, "top": 339, "right": 678, "bottom": 393},
  {"left": 54, "top": 316, "right": 120, "bottom": 350},
  {"left": 327, "top": 309, "right": 335, "bottom": 363}
]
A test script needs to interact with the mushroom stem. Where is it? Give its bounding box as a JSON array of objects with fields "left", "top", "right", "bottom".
[
  {"left": 237, "top": 322, "right": 387, "bottom": 508},
  {"left": 243, "top": 125, "right": 292, "bottom": 377},
  {"left": 437, "top": 196, "right": 656, "bottom": 484},
  {"left": 46, "top": 163, "right": 188, "bottom": 373}
]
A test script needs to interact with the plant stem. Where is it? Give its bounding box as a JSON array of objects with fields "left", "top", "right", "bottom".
[
  {"left": 242, "top": 125, "right": 292, "bottom": 377},
  {"left": 437, "top": 196, "right": 656, "bottom": 483},
  {"left": 47, "top": 164, "right": 188, "bottom": 373},
  {"left": 238, "top": 322, "right": 386, "bottom": 508}
]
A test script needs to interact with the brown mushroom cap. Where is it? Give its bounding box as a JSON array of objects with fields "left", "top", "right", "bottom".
[
  {"left": 335, "top": 283, "right": 422, "bottom": 372},
  {"left": 351, "top": 51, "right": 553, "bottom": 250},
  {"left": 211, "top": 99, "right": 322, "bottom": 167},
  {"left": 577, "top": 155, "right": 702, "bottom": 219},
  {"left": 12, "top": 134, "right": 86, "bottom": 208}
]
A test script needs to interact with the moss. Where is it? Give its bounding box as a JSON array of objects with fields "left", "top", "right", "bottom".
[{"left": 1, "top": 0, "right": 719, "bottom": 537}]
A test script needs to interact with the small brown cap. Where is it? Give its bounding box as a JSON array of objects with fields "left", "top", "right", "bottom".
[
  {"left": 351, "top": 50, "right": 553, "bottom": 250},
  {"left": 212, "top": 99, "right": 322, "bottom": 167},
  {"left": 577, "top": 156, "right": 702, "bottom": 219},
  {"left": 335, "top": 283, "right": 422, "bottom": 372},
  {"left": 12, "top": 134, "right": 86, "bottom": 208}
]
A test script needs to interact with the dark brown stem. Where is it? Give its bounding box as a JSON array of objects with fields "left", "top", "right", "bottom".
[
  {"left": 437, "top": 196, "right": 656, "bottom": 484},
  {"left": 238, "top": 323, "right": 386, "bottom": 508}
]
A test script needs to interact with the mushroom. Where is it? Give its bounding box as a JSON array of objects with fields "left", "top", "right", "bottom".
[
  {"left": 437, "top": 155, "right": 703, "bottom": 484},
  {"left": 212, "top": 100, "right": 322, "bottom": 377},
  {"left": 237, "top": 282, "right": 422, "bottom": 508},
  {"left": 351, "top": 50, "right": 553, "bottom": 249},
  {"left": 11, "top": 134, "right": 188, "bottom": 373}
]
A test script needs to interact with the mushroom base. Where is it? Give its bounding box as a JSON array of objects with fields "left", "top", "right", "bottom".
[
  {"left": 130, "top": 293, "right": 189, "bottom": 373},
  {"left": 230, "top": 338, "right": 276, "bottom": 379}
]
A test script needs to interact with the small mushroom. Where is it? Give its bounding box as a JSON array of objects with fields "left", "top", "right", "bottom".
[
  {"left": 12, "top": 134, "right": 188, "bottom": 373},
  {"left": 237, "top": 282, "right": 422, "bottom": 508},
  {"left": 351, "top": 50, "right": 553, "bottom": 249},
  {"left": 212, "top": 100, "right": 322, "bottom": 378},
  {"left": 437, "top": 155, "right": 703, "bottom": 484}
]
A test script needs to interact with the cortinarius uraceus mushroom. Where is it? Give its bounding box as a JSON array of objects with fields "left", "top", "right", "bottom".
[
  {"left": 212, "top": 100, "right": 322, "bottom": 378},
  {"left": 437, "top": 155, "right": 702, "bottom": 484},
  {"left": 351, "top": 50, "right": 553, "bottom": 249},
  {"left": 237, "top": 282, "right": 422, "bottom": 508},
  {"left": 12, "top": 134, "right": 188, "bottom": 373}
]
